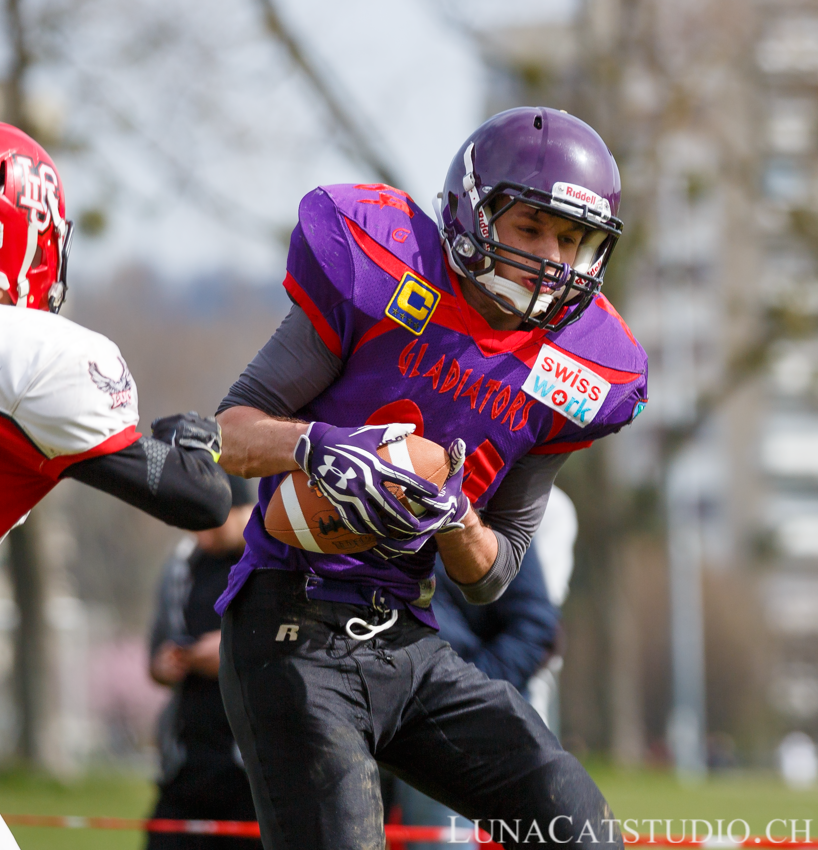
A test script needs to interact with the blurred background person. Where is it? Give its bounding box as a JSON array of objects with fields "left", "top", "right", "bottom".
[
  {"left": 527, "top": 486, "right": 578, "bottom": 737},
  {"left": 383, "top": 488, "right": 575, "bottom": 850},
  {"left": 146, "top": 476, "right": 261, "bottom": 850}
]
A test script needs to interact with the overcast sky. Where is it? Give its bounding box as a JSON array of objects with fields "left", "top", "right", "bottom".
[{"left": 4, "top": 0, "right": 578, "bottom": 289}]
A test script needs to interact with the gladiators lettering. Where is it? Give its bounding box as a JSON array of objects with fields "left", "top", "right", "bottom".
[
  {"left": 398, "top": 339, "right": 535, "bottom": 433},
  {"left": 522, "top": 344, "right": 611, "bottom": 428}
]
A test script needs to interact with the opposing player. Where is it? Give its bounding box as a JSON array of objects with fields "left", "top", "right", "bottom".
[
  {"left": 0, "top": 123, "right": 231, "bottom": 541},
  {"left": 216, "top": 108, "right": 648, "bottom": 849}
]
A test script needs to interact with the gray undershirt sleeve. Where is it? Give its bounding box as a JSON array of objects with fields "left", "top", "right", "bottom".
[
  {"left": 217, "top": 304, "right": 342, "bottom": 417},
  {"left": 449, "top": 452, "right": 568, "bottom": 605}
]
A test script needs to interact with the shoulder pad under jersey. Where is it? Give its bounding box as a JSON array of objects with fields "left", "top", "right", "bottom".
[
  {"left": 286, "top": 184, "right": 449, "bottom": 359},
  {"left": 0, "top": 308, "right": 140, "bottom": 457},
  {"left": 296, "top": 185, "right": 446, "bottom": 285},
  {"left": 549, "top": 293, "right": 647, "bottom": 378}
]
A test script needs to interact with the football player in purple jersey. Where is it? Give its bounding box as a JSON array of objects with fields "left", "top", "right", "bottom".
[{"left": 216, "top": 107, "right": 648, "bottom": 850}]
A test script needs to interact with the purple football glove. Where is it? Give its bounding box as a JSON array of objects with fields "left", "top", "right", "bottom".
[
  {"left": 372, "top": 439, "right": 470, "bottom": 560},
  {"left": 293, "top": 422, "right": 441, "bottom": 538}
]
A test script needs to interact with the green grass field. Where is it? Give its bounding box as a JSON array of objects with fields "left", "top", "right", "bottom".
[
  {"left": 0, "top": 770, "right": 155, "bottom": 850},
  {"left": 0, "top": 764, "right": 815, "bottom": 848},
  {"left": 591, "top": 764, "right": 818, "bottom": 841}
]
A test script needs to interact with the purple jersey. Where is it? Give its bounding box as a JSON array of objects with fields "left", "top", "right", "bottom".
[{"left": 216, "top": 183, "right": 648, "bottom": 624}]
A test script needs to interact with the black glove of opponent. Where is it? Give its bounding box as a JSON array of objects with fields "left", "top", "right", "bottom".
[{"left": 151, "top": 411, "right": 222, "bottom": 462}]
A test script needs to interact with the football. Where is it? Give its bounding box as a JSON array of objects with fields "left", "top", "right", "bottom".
[{"left": 264, "top": 434, "right": 450, "bottom": 555}]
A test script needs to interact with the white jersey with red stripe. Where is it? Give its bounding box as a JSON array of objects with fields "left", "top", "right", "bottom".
[{"left": 0, "top": 307, "right": 141, "bottom": 539}]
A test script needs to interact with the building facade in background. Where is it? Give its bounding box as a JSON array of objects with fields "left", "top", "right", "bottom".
[{"left": 478, "top": 0, "right": 818, "bottom": 767}]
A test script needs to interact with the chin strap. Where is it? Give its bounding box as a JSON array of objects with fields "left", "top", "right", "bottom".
[{"left": 436, "top": 186, "right": 576, "bottom": 320}]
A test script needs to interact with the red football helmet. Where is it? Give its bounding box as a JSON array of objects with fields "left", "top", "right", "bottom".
[{"left": 0, "top": 123, "right": 73, "bottom": 312}]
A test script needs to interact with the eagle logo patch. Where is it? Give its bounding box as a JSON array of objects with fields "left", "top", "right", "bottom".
[{"left": 88, "top": 357, "right": 134, "bottom": 409}]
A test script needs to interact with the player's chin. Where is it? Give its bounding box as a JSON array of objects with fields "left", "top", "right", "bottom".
[{"left": 494, "top": 292, "right": 517, "bottom": 311}]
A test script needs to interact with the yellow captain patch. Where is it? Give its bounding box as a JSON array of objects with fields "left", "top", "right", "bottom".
[{"left": 385, "top": 272, "right": 441, "bottom": 336}]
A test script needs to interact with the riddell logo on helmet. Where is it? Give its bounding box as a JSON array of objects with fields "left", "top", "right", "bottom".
[
  {"left": 551, "top": 182, "right": 611, "bottom": 221},
  {"left": 563, "top": 186, "right": 598, "bottom": 204}
]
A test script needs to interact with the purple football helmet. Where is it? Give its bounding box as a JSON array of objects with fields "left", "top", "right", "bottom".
[{"left": 439, "top": 107, "right": 623, "bottom": 331}]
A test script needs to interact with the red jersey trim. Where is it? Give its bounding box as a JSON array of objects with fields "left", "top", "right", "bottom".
[
  {"left": 1, "top": 415, "right": 142, "bottom": 479},
  {"left": 595, "top": 294, "right": 637, "bottom": 346},
  {"left": 529, "top": 440, "right": 592, "bottom": 455},
  {"left": 446, "top": 268, "right": 551, "bottom": 358},
  {"left": 346, "top": 217, "right": 410, "bottom": 282},
  {"left": 47, "top": 424, "right": 142, "bottom": 478},
  {"left": 545, "top": 412, "right": 568, "bottom": 443},
  {"left": 344, "top": 218, "right": 468, "bottom": 336},
  {"left": 283, "top": 272, "right": 343, "bottom": 359},
  {"left": 352, "top": 318, "right": 397, "bottom": 356},
  {"left": 1, "top": 420, "right": 141, "bottom": 537}
]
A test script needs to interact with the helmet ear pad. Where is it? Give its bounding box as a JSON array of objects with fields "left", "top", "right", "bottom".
[{"left": 573, "top": 229, "right": 608, "bottom": 276}]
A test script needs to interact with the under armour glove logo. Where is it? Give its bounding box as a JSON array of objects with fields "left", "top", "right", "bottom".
[
  {"left": 317, "top": 455, "right": 358, "bottom": 490},
  {"left": 293, "top": 421, "right": 440, "bottom": 538}
]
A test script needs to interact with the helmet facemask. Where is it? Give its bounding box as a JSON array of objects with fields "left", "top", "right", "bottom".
[{"left": 446, "top": 181, "right": 622, "bottom": 331}]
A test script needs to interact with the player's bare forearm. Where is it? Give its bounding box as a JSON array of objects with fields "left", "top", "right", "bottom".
[
  {"left": 435, "top": 506, "right": 499, "bottom": 585},
  {"left": 217, "top": 406, "right": 308, "bottom": 478}
]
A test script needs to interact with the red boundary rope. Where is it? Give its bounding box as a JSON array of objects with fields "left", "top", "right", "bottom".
[{"left": 2, "top": 815, "right": 818, "bottom": 847}]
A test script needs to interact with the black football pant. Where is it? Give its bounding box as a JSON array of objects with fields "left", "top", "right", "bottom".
[{"left": 219, "top": 570, "right": 622, "bottom": 850}]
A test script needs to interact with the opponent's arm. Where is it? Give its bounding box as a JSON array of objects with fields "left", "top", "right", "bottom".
[{"left": 61, "top": 413, "right": 232, "bottom": 531}]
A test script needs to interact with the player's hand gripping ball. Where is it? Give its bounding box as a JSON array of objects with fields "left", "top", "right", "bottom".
[
  {"left": 371, "top": 437, "right": 470, "bottom": 560},
  {"left": 264, "top": 428, "right": 452, "bottom": 555},
  {"left": 294, "top": 422, "right": 444, "bottom": 537}
]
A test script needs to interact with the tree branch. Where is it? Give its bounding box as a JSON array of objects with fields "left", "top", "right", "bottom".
[{"left": 256, "top": 0, "right": 403, "bottom": 188}]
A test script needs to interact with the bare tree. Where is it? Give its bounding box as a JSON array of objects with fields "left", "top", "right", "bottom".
[{"left": 2, "top": 0, "right": 51, "bottom": 766}]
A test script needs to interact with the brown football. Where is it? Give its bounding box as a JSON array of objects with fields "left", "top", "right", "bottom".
[{"left": 264, "top": 434, "right": 450, "bottom": 555}]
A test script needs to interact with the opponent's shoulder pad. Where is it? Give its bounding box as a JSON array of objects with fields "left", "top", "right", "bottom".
[{"left": 0, "top": 310, "right": 139, "bottom": 458}]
